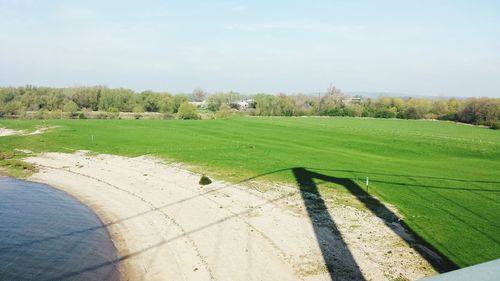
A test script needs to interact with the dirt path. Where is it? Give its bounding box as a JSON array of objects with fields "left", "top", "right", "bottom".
[{"left": 26, "top": 152, "right": 435, "bottom": 281}]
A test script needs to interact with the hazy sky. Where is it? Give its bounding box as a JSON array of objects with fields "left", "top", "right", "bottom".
[{"left": 0, "top": 0, "right": 499, "bottom": 97}]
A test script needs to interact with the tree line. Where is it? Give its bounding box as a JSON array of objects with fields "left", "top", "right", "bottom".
[
  {"left": 252, "top": 86, "right": 500, "bottom": 129},
  {"left": 0, "top": 85, "right": 189, "bottom": 115},
  {"left": 0, "top": 85, "right": 498, "bottom": 128}
]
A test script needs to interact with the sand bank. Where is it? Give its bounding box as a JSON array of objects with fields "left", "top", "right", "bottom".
[
  {"left": 0, "top": 126, "right": 53, "bottom": 137},
  {"left": 0, "top": 127, "right": 19, "bottom": 136},
  {"left": 26, "top": 152, "right": 435, "bottom": 281}
]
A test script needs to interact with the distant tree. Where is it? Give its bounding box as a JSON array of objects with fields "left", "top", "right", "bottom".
[
  {"left": 192, "top": 88, "right": 206, "bottom": 102},
  {"left": 173, "top": 95, "right": 189, "bottom": 113},
  {"left": 206, "top": 91, "right": 241, "bottom": 111},
  {"left": 254, "top": 94, "right": 278, "bottom": 116},
  {"left": 0, "top": 101, "right": 23, "bottom": 117},
  {"left": 132, "top": 104, "right": 145, "bottom": 113},
  {"left": 320, "top": 84, "right": 344, "bottom": 114},
  {"left": 158, "top": 94, "right": 174, "bottom": 113},
  {"left": 177, "top": 102, "right": 200, "bottom": 119},
  {"left": 69, "top": 87, "right": 101, "bottom": 111},
  {"left": 277, "top": 94, "right": 297, "bottom": 116},
  {"left": 139, "top": 91, "right": 160, "bottom": 112},
  {"left": 325, "top": 84, "right": 344, "bottom": 103},
  {"left": 345, "top": 103, "right": 364, "bottom": 117},
  {"left": 63, "top": 100, "right": 78, "bottom": 114},
  {"left": 374, "top": 107, "right": 397, "bottom": 118}
]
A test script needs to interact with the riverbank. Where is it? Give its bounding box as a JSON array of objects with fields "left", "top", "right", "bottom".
[
  {"left": 25, "top": 151, "right": 435, "bottom": 280},
  {"left": 0, "top": 177, "right": 120, "bottom": 281}
]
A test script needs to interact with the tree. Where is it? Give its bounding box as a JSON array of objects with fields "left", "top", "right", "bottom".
[
  {"left": 158, "top": 94, "right": 174, "bottom": 113},
  {"left": 63, "top": 100, "right": 78, "bottom": 114},
  {"left": 139, "top": 91, "right": 160, "bottom": 112},
  {"left": 132, "top": 104, "right": 145, "bottom": 113},
  {"left": 177, "top": 102, "right": 200, "bottom": 119},
  {"left": 173, "top": 95, "right": 189, "bottom": 113},
  {"left": 254, "top": 94, "right": 278, "bottom": 116},
  {"left": 192, "top": 88, "right": 206, "bottom": 102},
  {"left": 320, "top": 84, "right": 345, "bottom": 114},
  {"left": 206, "top": 91, "right": 241, "bottom": 111}
]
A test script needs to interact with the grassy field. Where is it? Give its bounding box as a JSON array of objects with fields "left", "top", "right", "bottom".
[{"left": 0, "top": 117, "right": 499, "bottom": 269}]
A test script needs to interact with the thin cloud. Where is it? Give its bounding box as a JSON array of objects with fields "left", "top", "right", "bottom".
[
  {"left": 224, "top": 20, "right": 365, "bottom": 32},
  {"left": 231, "top": 4, "right": 248, "bottom": 11},
  {"left": 56, "top": 4, "right": 95, "bottom": 20}
]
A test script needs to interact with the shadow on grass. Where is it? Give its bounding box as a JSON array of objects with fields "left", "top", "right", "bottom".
[
  {"left": 309, "top": 167, "right": 500, "bottom": 188},
  {"left": 291, "top": 167, "right": 459, "bottom": 277}
]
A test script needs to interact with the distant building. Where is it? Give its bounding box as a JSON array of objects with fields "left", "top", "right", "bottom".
[
  {"left": 341, "top": 97, "right": 362, "bottom": 105},
  {"left": 237, "top": 101, "right": 249, "bottom": 109},
  {"left": 233, "top": 99, "right": 254, "bottom": 110},
  {"left": 189, "top": 101, "right": 207, "bottom": 108}
]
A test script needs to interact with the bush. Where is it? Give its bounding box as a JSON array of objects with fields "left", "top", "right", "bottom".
[
  {"left": 490, "top": 121, "right": 500, "bottom": 130},
  {"left": 215, "top": 104, "right": 231, "bottom": 119},
  {"left": 199, "top": 175, "right": 212, "bottom": 185},
  {"left": 177, "top": 102, "right": 200, "bottom": 120},
  {"left": 375, "top": 107, "right": 397, "bottom": 118}
]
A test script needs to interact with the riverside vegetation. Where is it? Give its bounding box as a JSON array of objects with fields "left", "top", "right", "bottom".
[{"left": 0, "top": 85, "right": 499, "bottom": 128}]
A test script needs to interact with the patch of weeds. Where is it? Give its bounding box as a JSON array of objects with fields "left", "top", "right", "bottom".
[
  {"left": 0, "top": 150, "right": 37, "bottom": 178},
  {"left": 85, "top": 151, "right": 99, "bottom": 157},
  {"left": 390, "top": 276, "right": 410, "bottom": 281},
  {"left": 0, "top": 151, "right": 15, "bottom": 160},
  {"left": 0, "top": 159, "right": 37, "bottom": 178},
  {"left": 349, "top": 223, "right": 361, "bottom": 230}
]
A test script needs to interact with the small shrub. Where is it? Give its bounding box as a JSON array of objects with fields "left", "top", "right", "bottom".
[
  {"left": 95, "top": 111, "right": 111, "bottom": 119},
  {"left": 178, "top": 102, "right": 200, "bottom": 120},
  {"left": 199, "top": 175, "right": 212, "bottom": 185},
  {"left": 163, "top": 112, "right": 175, "bottom": 120},
  {"left": 215, "top": 104, "right": 231, "bottom": 119},
  {"left": 14, "top": 160, "right": 34, "bottom": 170},
  {"left": 490, "top": 121, "right": 500, "bottom": 130}
]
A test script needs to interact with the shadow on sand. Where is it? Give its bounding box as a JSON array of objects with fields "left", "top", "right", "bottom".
[{"left": 12, "top": 167, "right": 465, "bottom": 281}]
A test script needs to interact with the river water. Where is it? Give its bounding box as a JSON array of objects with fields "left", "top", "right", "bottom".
[{"left": 0, "top": 177, "right": 121, "bottom": 281}]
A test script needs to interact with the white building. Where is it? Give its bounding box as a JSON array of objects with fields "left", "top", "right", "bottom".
[{"left": 189, "top": 101, "right": 207, "bottom": 108}]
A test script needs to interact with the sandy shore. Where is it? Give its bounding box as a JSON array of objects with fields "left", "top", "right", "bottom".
[{"left": 25, "top": 151, "right": 435, "bottom": 281}]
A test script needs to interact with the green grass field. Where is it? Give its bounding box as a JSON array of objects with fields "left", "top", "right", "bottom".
[{"left": 1, "top": 117, "right": 499, "bottom": 269}]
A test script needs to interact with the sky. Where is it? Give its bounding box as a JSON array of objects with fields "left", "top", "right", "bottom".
[{"left": 0, "top": 0, "right": 499, "bottom": 97}]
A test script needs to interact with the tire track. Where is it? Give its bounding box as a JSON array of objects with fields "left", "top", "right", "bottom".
[
  {"left": 105, "top": 157, "right": 305, "bottom": 279},
  {"left": 35, "top": 163, "right": 216, "bottom": 281}
]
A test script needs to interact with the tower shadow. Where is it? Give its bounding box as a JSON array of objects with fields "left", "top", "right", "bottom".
[
  {"left": 293, "top": 167, "right": 365, "bottom": 280},
  {"left": 292, "top": 167, "right": 458, "bottom": 281}
]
